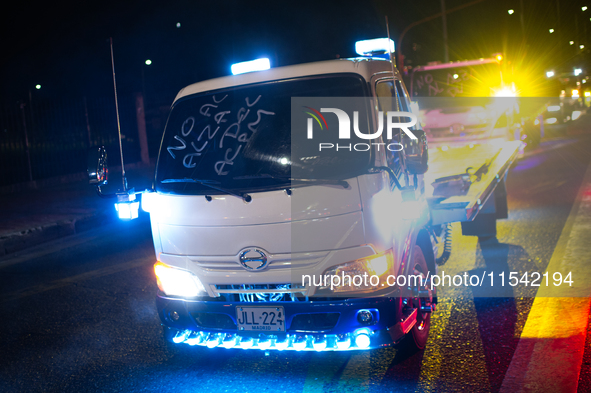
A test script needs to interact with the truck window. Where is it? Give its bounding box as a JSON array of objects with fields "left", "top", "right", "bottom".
[{"left": 156, "top": 75, "right": 371, "bottom": 195}]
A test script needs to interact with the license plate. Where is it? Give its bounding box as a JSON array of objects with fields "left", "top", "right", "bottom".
[{"left": 236, "top": 306, "right": 285, "bottom": 332}]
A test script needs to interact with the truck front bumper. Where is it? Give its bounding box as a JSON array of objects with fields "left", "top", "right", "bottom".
[{"left": 156, "top": 295, "right": 402, "bottom": 351}]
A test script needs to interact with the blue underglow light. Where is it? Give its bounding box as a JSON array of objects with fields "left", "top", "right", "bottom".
[
  {"left": 240, "top": 338, "right": 254, "bottom": 349},
  {"left": 275, "top": 338, "right": 289, "bottom": 350},
  {"left": 258, "top": 339, "right": 272, "bottom": 350},
  {"left": 172, "top": 330, "right": 190, "bottom": 343},
  {"left": 336, "top": 336, "right": 351, "bottom": 350},
  {"left": 206, "top": 333, "right": 222, "bottom": 348},
  {"left": 313, "top": 337, "right": 327, "bottom": 351},
  {"left": 176, "top": 331, "right": 379, "bottom": 351},
  {"left": 222, "top": 338, "right": 237, "bottom": 348},
  {"left": 293, "top": 337, "right": 307, "bottom": 351},
  {"left": 231, "top": 58, "right": 271, "bottom": 75}
]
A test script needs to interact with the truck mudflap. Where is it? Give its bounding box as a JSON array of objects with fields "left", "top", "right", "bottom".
[
  {"left": 424, "top": 140, "right": 522, "bottom": 226},
  {"left": 157, "top": 295, "right": 403, "bottom": 351}
]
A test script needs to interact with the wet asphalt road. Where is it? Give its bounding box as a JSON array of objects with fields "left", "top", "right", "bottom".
[{"left": 1, "top": 122, "right": 590, "bottom": 392}]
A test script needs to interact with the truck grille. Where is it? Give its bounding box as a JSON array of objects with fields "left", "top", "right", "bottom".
[{"left": 213, "top": 283, "right": 307, "bottom": 302}]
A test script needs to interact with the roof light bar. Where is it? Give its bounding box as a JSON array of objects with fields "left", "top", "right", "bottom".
[
  {"left": 355, "top": 38, "right": 395, "bottom": 57},
  {"left": 231, "top": 58, "right": 271, "bottom": 75}
]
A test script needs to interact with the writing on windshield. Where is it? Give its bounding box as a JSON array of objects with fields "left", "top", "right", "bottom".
[{"left": 165, "top": 94, "right": 275, "bottom": 176}]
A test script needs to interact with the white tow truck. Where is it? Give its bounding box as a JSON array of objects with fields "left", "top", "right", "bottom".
[{"left": 89, "top": 52, "right": 521, "bottom": 352}]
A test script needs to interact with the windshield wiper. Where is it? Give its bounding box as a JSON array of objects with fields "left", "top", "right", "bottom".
[
  {"left": 233, "top": 174, "right": 349, "bottom": 189},
  {"left": 161, "top": 178, "right": 251, "bottom": 202}
]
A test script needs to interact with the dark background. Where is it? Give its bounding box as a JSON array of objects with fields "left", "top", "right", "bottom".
[
  {"left": 2, "top": 0, "right": 589, "bottom": 102},
  {"left": 1, "top": 0, "right": 589, "bottom": 187}
]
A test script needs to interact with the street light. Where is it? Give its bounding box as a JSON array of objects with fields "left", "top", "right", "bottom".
[
  {"left": 176, "top": 22, "right": 181, "bottom": 28},
  {"left": 546, "top": 71, "right": 555, "bottom": 78},
  {"left": 581, "top": 45, "right": 585, "bottom": 49},
  {"left": 35, "top": 84, "right": 41, "bottom": 90},
  {"left": 570, "top": 41, "right": 575, "bottom": 45},
  {"left": 549, "top": 28, "right": 554, "bottom": 33},
  {"left": 583, "top": 6, "right": 588, "bottom": 11},
  {"left": 575, "top": 68, "right": 583, "bottom": 76},
  {"left": 145, "top": 59, "right": 152, "bottom": 65},
  {"left": 508, "top": 9, "right": 514, "bottom": 15}
]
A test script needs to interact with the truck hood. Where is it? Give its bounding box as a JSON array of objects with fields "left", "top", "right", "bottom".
[{"left": 148, "top": 179, "right": 365, "bottom": 256}]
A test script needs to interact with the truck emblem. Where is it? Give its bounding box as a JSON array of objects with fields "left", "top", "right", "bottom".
[{"left": 239, "top": 248, "right": 268, "bottom": 271}]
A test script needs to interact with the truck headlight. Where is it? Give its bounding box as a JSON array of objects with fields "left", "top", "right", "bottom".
[
  {"left": 154, "top": 262, "right": 206, "bottom": 297},
  {"left": 317, "top": 250, "right": 394, "bottom": 294}
]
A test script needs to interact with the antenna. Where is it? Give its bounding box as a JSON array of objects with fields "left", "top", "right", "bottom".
[
  {"left": 109, "top": 37, "right": 127, "bottom": 192},
  {"left": 385, "top": 16, "right": 397, "bottom": 78}
]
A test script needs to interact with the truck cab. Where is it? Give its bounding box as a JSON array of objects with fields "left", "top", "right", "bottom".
[{"left": 143, "top": 57, "right": 437, "bottom": 351}]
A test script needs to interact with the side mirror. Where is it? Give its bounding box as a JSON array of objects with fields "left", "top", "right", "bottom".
[
  {"left": 403, "top": 129, "right": 429, "bottom": 175},
  {"left": 88, "top": 146, "right": 108, "bottom": 186}
]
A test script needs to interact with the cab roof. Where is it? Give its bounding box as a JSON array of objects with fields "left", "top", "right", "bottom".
[{"left": 174, "top": 57, "right": 398, "bottom": 102}]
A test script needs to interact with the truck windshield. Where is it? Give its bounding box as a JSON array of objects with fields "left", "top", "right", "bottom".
[{"left": 155, "top": 75, "right": 370, "bottom": 195}]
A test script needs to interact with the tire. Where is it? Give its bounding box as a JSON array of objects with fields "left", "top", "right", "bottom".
[{"left": 399, "top": 244, "right": 432, "bottom": 352}]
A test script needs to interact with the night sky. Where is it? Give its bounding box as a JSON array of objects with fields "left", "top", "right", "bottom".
[{"left": 2, "top": 0, "right": 589, "bottom": 103}]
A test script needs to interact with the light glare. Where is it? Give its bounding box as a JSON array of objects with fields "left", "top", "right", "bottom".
[
  {"left": 367, "top": 255, "right": 389, "bottom": 276},
  {"left": 400, "top": 200, "right": 425, "bottom": 219},
  {"left": 154, "top": 262, "right": 205, "bottom": 297},
  {"left": 114, "top": 201, "right": 139, "bottom": 220},
  {"left": 508, "top": 9, "right": 514, "bottom": 15},
  {"left": 355, "top": 334, "right": 371, "bottom": 349}
]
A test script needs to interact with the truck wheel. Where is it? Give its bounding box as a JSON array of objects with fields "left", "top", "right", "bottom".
[{"left": 400, "top": 245, "right": 432, "bottom": 352}]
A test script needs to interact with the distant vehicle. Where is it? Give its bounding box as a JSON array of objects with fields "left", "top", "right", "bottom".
[{"left": 537, "top": 73, "right": 585, "bottom": 125}]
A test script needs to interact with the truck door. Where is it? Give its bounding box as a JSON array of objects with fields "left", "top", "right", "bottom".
[{"left": 372, "top": 77, "right": 415, "bottom": 276}]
